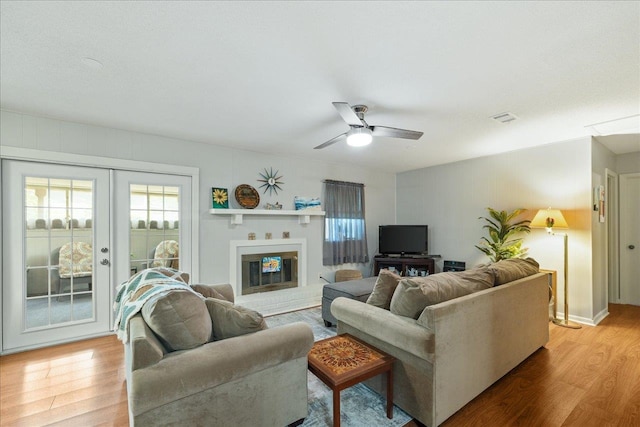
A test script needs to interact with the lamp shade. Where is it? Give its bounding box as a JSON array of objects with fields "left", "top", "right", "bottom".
[
  {"left": 530, "top": 208, "right": 569, "bottom": 229},
  {"left": 346, "top": 127, "right": 373, "bottom": 147}
]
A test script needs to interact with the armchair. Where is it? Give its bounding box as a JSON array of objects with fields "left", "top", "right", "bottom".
[{"left": 124, "top": 283, "right": 313, "bottom": 426}]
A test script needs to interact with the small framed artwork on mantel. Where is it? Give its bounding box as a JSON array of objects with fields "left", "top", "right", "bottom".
[{"left": 212, "top": 187, "right": 229, "bottom": 209}]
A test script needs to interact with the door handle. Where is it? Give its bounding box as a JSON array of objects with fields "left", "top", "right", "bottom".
[
  {"left": 101, "top": 247, "right": 109, "bottom": 253},
  {"left": 100, "top": 259, "right": 110, "bottom": 266},
  {"left": 629, "top": 245, "right": 636, "bottom": 250}
]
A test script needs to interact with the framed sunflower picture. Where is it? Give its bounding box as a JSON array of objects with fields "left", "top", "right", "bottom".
[{"left": 212, "top": 187, "right": 229, "bottom": 209}]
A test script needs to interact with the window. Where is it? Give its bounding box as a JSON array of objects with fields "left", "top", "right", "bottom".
[{"left": 323, "top": 180, "right": 369, "bottom": 265}]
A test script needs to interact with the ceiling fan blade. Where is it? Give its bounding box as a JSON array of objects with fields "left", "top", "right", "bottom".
[
  {"left": 371, "top": 126, "right": 424, "bottom": 140},
  {"left": 332, "top": 102, "right": 364, "bottom": 126},
  {"left": 314, "top": 132, "right": 347, "bottom": 150}
]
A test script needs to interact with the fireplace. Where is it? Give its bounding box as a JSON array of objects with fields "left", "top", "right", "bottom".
[
  {"left": 230, "top": 239, "right": 307, "bottom": 299},
  {"left": 241, "top": 251, "right": 298, "bottom": 295}
]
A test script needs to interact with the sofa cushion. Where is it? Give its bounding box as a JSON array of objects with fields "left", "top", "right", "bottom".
[
  {"left": 191, "top": 284, "right": 228, "bottom": 301},
  {"left": 205, "top": 298, "right": 268, "bottom": 340},
  {"left": 390, "top": 267, "right": 495, "bottom": 319},
  {"left": 366, "top": 269, "right": 402, "bottom": 310},
  {"left": 141, "top": 290, "right": 212, "bottom": 351},
  {"left": 489, "top": 257, "right": 539, "bottom": 285}
]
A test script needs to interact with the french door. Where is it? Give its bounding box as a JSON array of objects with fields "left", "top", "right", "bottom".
[
  {"left": 112, "top": 170, "right": 192, "bottom": 289},
  {"left": 2, "top": 160, "right": 111, "bottom": 351},
  {"left": 2, "top": 161, "right": 193, "bottom": 352}
]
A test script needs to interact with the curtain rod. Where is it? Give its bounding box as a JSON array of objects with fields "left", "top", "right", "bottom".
[{"left": 323, "top": 179, "right": 365, "bottom": 187}]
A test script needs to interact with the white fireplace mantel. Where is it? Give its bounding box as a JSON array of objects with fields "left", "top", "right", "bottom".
[{"left": 210, "top": 208, "right": 325, "bottom": 225}]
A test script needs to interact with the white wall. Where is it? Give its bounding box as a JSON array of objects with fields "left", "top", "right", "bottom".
[
  {"left": 0, "top": 110, "right": 396, "bottom": 288},
  {"left": 397, "top": 138, "right": 596, "bottom": 323},
  {"left": 591, "top": 138, "right": 617, "bottom": 321},
  {"left": 617, "top": 151, "right": 640, "bottom": 174}
]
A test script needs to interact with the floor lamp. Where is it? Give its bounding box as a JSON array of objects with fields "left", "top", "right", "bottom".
[{"left": 531, "top": 208, "right": 581, "bottom": 329}]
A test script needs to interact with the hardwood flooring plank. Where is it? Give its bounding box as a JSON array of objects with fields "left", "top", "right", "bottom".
[
  {"left": 49, "top": 379, "right": 127, "bottom": 409},
  {"left": 0, "top": 396, "right": 54, "bottom": 425},
  {"left": 561, "top": 402, "right": 618, "bottom": 427},
  {"left": 45, "top": 402, "right": 130, "bottom": 427},
  {"left": 1, "top": 368, "right": 126, "bottom": 408},
  {"left": 577, "top": 352, "right": 640, "bottom": 417},
  {"left": 2, "top": 386, "right": 128, "bottom": 427},
  {"left": 556, "top": 341, "right": 614, "bottom": 390},
  {"left": 511, "top": 379, "right": 586, "bottom": 427}
]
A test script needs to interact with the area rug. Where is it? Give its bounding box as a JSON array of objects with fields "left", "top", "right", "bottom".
[{"left": 266, "top": 307, "right": 412, "bottom": 427}]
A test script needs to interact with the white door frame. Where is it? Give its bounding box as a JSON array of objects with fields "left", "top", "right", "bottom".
[
  {"left": 605, "top": 168, "right": 619, "bottom": 304},
  {"left": 0, "top": 147, "right": 200, "bottom": 354}
]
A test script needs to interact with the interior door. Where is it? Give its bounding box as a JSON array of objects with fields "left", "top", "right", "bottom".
[
  {"left": 112, "top": 170, "right": 192, "bottom": 300},
  {"left": 2, "top": 160, "right": 111, "bottom": 351},
  {"left": 619, "top": 173, "right": 640, "bottom": 306}
]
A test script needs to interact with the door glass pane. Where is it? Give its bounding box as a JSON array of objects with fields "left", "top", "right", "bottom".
[
  {"left": 23, "top": 176, "right": 95, "bottom": 330},
  {"left": 130, "top": 184, "right": 180, "bottom": 276}
]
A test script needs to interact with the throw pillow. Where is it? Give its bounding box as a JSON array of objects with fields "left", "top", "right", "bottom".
[
  {"left": 390, "top": 267, "right": 495, "bottom": 319},
  {"left": 366, "top": 269, "right": 402, "bottom": 310},
  {"left": 141, "top": 290, "right": 212, "bottom": 351},
  {"left": 191, "top": 284, "right": 228, "bottom": 301},
  {"left": 205, "top": 298, "right": 268, "bottom": 341},
  {"left": 489, "top": 258, "right": 539, "bottom": 285}
]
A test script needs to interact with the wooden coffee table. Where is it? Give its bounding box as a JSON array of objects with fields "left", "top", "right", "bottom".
[{"left": 308, "top": 333, "right": 395, "bottom": 427}]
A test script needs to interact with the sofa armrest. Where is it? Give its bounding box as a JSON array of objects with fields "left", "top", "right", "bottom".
[
  {"left": 127, "top": 314, "right": 166, "bottom": 371},
  {"left": 129, "top": 321, "right": 314, "bottom": 416},
  {"left": 331, "top": 297, "right": 435, "bottom": 361}
]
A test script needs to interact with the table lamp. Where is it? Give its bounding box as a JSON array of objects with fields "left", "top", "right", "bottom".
[{"left": 530, "top": 208, "right": 581, "bottom": 329}]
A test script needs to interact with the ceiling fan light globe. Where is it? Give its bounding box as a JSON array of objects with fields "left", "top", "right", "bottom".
[{"left": 346, "top": 128, "right": 373, "bottom": 147}]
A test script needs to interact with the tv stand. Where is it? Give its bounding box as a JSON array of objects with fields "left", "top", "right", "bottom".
[{"left": 374, "top": 255, "right": 435, "bottom": 277}]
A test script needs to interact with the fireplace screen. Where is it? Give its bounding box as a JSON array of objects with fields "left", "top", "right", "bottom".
[{"left": 241, "top": 251, "right": 298, "bottom": 295}]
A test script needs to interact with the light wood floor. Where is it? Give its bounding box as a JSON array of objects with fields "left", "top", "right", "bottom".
[{"left": 1, "top": 304, "right": 638, "bottom": 427}]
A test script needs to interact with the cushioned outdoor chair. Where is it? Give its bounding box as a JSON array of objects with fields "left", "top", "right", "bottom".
[
  {"left": 54, "top": 241, "right": 93, "bottom": 295},
  {"left": 152, "top": 240, "right": 179, "bottom": 269}
]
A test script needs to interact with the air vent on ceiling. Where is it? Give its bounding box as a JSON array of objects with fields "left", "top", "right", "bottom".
[{"left": 491, "top": 112, "right": 518, "bottom": 124}]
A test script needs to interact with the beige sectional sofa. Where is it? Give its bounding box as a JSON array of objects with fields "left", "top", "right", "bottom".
[
  {"left": 331, "top": 265, "right": 549, "bottom": 426},
  {"left": 123, "top": 283, "right": 314, "bottom": 426}
]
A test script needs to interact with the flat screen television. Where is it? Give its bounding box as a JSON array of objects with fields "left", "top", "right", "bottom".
[
  {"left": 262, "top": 256, "right": 282, "bottom": 273},
  {"left": 378, "top": 225, "right": 428, "bottom": 256}
]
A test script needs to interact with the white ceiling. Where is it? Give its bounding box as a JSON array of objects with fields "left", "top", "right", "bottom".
[{"left": 1, "top": 1, "right": 639, "bottom": 173}]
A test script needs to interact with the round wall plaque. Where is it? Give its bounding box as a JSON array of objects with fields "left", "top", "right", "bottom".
[{"left": 235, "top": 184, "right": 260, "bottom": 209}]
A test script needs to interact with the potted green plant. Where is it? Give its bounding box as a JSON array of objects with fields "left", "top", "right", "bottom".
[{"left": 476, "top": 208, "right": 531, "bottom": 262}]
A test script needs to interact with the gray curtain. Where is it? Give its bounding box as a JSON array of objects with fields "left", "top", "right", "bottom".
[{"left": 322, "top": 180, "right": 369, "bottom": 265}]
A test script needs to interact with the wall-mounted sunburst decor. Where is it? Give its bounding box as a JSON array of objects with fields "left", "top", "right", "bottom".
[{"left": 258, "top": 167, "right": 284, "bottom": 195}]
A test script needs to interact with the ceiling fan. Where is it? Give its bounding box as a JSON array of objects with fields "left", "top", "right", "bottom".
[{"left": 314, "top": 102, "right": 424, "bottom": 150}]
